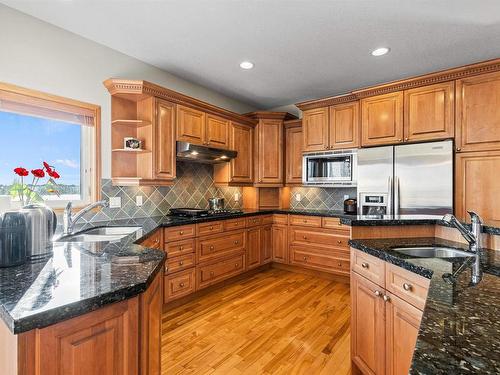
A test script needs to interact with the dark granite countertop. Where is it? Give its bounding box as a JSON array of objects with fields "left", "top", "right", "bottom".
[{"left": 348, "top": 237, "right": 500, "bottom": 374}]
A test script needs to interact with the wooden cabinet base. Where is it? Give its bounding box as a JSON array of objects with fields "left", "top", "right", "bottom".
[{"left": 15, "top": 273, "right": 163, "bottom": 375}]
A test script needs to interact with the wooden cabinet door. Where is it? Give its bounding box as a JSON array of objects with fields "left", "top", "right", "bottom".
[
  {"left": 351, "top": 272, "right": 385, "bottom": 375},
  {"left": 361, "top": 92, "right": 404, "bottom": 147},
  {"left": 285, "top": 125, "right": 303, "bottom": 185},
  {"left": 404, "top": 82, "right": 454, "bottom": 142},
  {"left": 455, "top": 150, "right": 500, "bottom": 224},
  {"left": 385, "top": 292, "right": 423, "bottom": 375},
  {"left": 272, "top": 225, "right": 288, "bottom": 264},
  {"left": 261, "top": 224, "right": 273, "bottom": 264},
  {"left": 257, "top": 119, "right": 283, "bottom": 184},
  {"left": 155, "top": 99, "right": 176, "bottom": 180},
  {"left": 247, "top": 227, "right": 261, "bottom": 270},
  {"left": 302, "top": 107, "right": 329, "bottom": 152},
  {"left": 230, "top": 122, "right": 254, "bottom": 184},
  {"left": 176, "top": 105, "right": 205, "bottom": 145},
  {"left": 206, "top": 114, "right": 229, "bottom": 149},
  {"left": 139, "top": 229, "right": 162, "bottom": 250},
  {"left": 36, "top": 298, "right": 139, "bottom": 375},
  {"left": 139, "top": 272, "right": 163, "bottom": 375},
  {"left": 455, "top": 71, "right": 500, "bottom": 152},
  {"left": 329, "top": 102, "right": 360, "bottom": 149}
]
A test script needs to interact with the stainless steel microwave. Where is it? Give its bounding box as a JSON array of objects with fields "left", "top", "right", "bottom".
[{"left": 302, "top": 149, "right": 357, "bottom": 187}]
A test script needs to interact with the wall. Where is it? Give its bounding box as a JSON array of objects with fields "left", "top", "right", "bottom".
[
  {"left": 0, "top": 4, "right": 256, "bottom": 179},
  {"left": 289, "top": 187, "right": 356, "bottom": 211}
]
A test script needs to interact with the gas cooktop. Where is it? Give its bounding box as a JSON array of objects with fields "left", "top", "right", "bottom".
[{"left": 168, "top": 208, "right": 243, "bottom": 218}]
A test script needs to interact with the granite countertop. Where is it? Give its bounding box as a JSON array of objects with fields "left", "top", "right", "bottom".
[{"left": 348, "top": 237, "right": 500, "bottom": 374}]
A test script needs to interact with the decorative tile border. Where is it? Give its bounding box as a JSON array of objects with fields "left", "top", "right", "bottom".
[{"left": 289, "top": 187, "right": 357, "bottom": 210}]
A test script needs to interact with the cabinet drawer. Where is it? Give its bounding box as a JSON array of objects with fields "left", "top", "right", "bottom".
[
  {"left": 351, "top": 248, "right": 386, "bottom": 288},
  {"left": 273, "top": 214, "right": 288, "bottom": 225},
  {"left": 322, "top": 217, "right": 350, "bottom": 232},
  {"left": 289, "top": 215, "right": 322, "bottom": 227},
  {"left": 246, "top": 216, "right": 262, "bottom": 227},
  {"left": 164, "top": 268, "right": 196, "bottom": 303},
  {"left": 197, "top": 254, "right": 245, "bottom": 289},
  {"left": 166, "top": 253, "right": 195, "bottom": 274},
  {"left": 261, "top": 215, "right": 273, "bottom": 225},
  {"left": 197, "top": 221, "right": 224, "bottom": 236},
  {"left": 224, "top": 218, "right": 246, "bottom": 231},
  {"left": 197, "top": 230, "right": 245, "bottom": 263},
  {"left": 164, "top": 225, "right": 196, "bottom": 242},
  {"left": 386, "top": 263, "right": 430, "bottom": 310},
  {"left": 165, "top": 239, "right": 195, "bottom": 257},
  {"left": 289, "top": 227, "right": 349, "bottom": 250},
  {"left": 290, "top": 246, "right": 350, "bottom": 275}
]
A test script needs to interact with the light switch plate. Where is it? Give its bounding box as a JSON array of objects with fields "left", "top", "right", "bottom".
[
  {"left": 135, "top": 196, "right": 143, "bottom": 206},
  {"left": 234, "top": 193, "right": 239, "bottom": 201},
  {"left": 109, "top": 196, "right": 122, "bottom": 208},
  {"left": 295, "top": 193, "right": 301, "bottom": 202}
]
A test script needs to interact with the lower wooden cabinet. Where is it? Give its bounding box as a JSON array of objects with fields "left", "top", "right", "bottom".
[
  {"left": 164, "top": 268, "right": 196, "bottom": 303},
  {"left": 290, "top": 246, "right": 349, "bottom": 275},
  {"left": 272, "top": 225, "right": 288, "bottom": 263},
  {"left": 261, "top": 224, "right": 273, "bottom": 264},
  {"left": 139, "top": 229, "right": 162, "bottom": 250},
  {"left": 197, "top": 254, "right": 245, "bottom": 289},
  {"left": 247, "top": 226, "right": 262, "bottom": 269}
]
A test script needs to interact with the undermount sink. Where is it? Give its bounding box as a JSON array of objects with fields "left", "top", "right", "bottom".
[
  {"left": 55, "top": 226, "right": 141, "bottom": 243},
  {"left": 393, "top": 246, "right": 475, "bottom": 258}
]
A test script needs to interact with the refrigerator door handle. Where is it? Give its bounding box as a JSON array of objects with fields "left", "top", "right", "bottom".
[
  {"left": 394, "top": 177, "right": 400, "bottom": 216},
  {"left": 387, "top": 176, "right": 393, "bottom": 216}
]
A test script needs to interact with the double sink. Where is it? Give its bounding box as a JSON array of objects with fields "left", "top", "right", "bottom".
[
  {"left": 55, "top": 226, "right": 142, "bottom": 243},
  {"left": 393, "top": 247, "right": 475, "bottom": 259}
]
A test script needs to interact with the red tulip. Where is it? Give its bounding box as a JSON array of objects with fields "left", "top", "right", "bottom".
[
  {"left": 49, "top": 170, "right": 60, "bottom": 179},
  {"left": 43, "top": 161, "right": 53, "bottom": 173},
  {"left": 14, "top": 167, "right": 29, "bottom": 177},
  {"left": 31, "top": 169, "right": 45, "bottom": 178}
]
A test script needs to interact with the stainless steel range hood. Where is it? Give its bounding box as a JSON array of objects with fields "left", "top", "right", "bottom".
[{"left": 176, "top": 141, "right": 237, "bottom": 164}]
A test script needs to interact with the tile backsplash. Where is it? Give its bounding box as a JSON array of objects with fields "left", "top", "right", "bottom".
[
  {"left": 290, "top": 187, "right": 357, "bottom": 210},
  {"left": 78, "top": 162, "right": 242, "bottom": 224}
]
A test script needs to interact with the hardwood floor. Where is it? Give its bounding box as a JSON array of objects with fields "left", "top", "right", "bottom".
[{"left": 162, "top": 268, "right": 351, "bottom": 374}]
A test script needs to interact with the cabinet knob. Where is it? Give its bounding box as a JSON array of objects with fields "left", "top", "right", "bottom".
[
  {"left": 179, "top": 261, "right": 184, "bottom": 266},
  {"left": 179, "top": 282, "right": 185, "bottom": 287},
  {"left": 404, "top": 137, "right": 409, "bottom": 141},
  {"left": 456, "top": 147, "right": 461, "bottom": 151},
  {"left": 383, "top": 295, "right": 391, "bottom": 302},
  {"left": 303, "top": 236, "right": 308, "bottom": 240},
  {"left": 398, "top": 139, "right": 403, "bottom": 142},
  {"left": 209, "top": 226, "right": 213, "bottom": 230},
  {"left": 179, "top": 246, "right": 184, "bottom": 251},
  {"left": 235, "top": 263, "right": 239, "bottom": 268},
  {"left": 303, "top": 219, "right": 307, "bottom": 223},
  {"left": 303, "top": 256, "right": 308, "bottom": 261},
  {"left": 210, "top": 245, "right": 214, "bottom": 251},
  {"left": 361, "top": 262, "right": 369, "bottom": 269},
  {"left": 234, "top": 240, "right": 239, "bottom": 244},
  {"left": 154, "top": 239, "right": 159, "bottom": 244},
  {"left": 403, "top": 283, "right": 412, "bottom": 291},
  {"left": 337, "top": 262, "right": 342, "bottom": 267},
  {"left": 337, "top": 240, "right": 342, "bottom": 244},
  {"left": 374, "top": 290, "right": 382, "bottom": 297},
  {"left": 210, "top": 271, "right": 214, "bottom": 277},
  {"left": 180, "top": 231, "right": 184, "bottom": 235}
]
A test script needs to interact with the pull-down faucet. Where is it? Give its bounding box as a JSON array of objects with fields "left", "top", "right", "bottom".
[
  {"left": 442, "top": 211, "right": 483, "bottom": 284},
  {"left": 63, "top": 200, "right": 109, "bottom": 235}
]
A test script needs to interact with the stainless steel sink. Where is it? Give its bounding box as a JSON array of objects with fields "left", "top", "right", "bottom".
[
  {"left": 393, "top": 246, "right": 475, "bottom": 258},
  {"left": 55, "top": 226, "right": 141, "bottom": 243}
]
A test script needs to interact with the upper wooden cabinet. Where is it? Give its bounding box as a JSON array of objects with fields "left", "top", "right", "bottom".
[
  {"left": 257, "top": 119, "right": 283, "bottom": 184},
  {"left": 361, "top": 91, "right": 404, "bottom": 147},
  {"left": 455, "top": 71, "right": 500, "bottom": 152},
  {"left": 302, "top": 107, "right": 329, "bottom": 151},
  {"left": 206, "top": 114, "right": 230, "bottom": 149},
  {"left": 404, "top": 81, "right": 455, "bottom": 142},
  {"left": 155, "top": 99, "right": 176, "bottom": 181},
  {"left": 214, "top": 122, "right": 254, "bottom": 185},
  {"left": 329, "top": 102, "right": 360, "bottom": 149},
  {"left": 176, "top": 105, "right": 205, "bottom": 144},
  {"left": 285, "top": 120, "right": 303, "bottom": 185},
  {"left": 455, "top": 150, "right": 500, "bottom": 225}
]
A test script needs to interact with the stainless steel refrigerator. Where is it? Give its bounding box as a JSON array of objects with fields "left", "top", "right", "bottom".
[{"left": 357, "top": 140, "right": 453, "bottom": 216}]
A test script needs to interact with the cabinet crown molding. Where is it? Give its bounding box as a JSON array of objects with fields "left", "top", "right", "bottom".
[
  {"left": 103, "top": 78, "right": 257, "bottom": 127},
  {"left": 244, "top": 111, "right": 298, "bottom": 121},
  {"left": 296, "top": 57, "right": 500, "bottom": 111}
]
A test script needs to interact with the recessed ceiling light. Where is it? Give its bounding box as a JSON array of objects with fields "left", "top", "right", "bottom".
[
  {"left": 371, "top": 47, "right": 390, "bottom": 57},
  {"left": 239, "top": 61, "right": 254, "bottom": 70}
]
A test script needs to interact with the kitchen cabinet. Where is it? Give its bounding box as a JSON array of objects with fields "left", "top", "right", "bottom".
[
  {"left": 361, "top": 92, "right": 404, "bottom": 147},
  {"left": 272, "top": 225, "right": 288, "bottom": 263},
  {"left": 176, "top": 105, "right": 205, "bottom": 144},
  {"left": 455, "top": 150, "right": 500, "bottom": 224},
  {"left": 455, "top": 71, "right": 500, "bottom": 152},
  {"left": 404, "top": 82, "right": 454, "bottom": 142},
  {"left": 285, "top": 121, "right": 303, "bottom": 185},
  {"left": 139, "top": 229, "right": 162, "bottom": 250},
  {"left": 329, "top": 101, "right": 360, "bottom": 149},
  {"left": 197, "top": 254, "right": 245, "bottom": 289},
  {"left": 155, "top": 99, "right": 176, "bottom": 181},
  {"left": 261, "top": 224, "right": 273, "bottom": 264},
  {"left": 206, "top": 114, "right": 230, "bottom": 149},
  {"left": 247, "top": 226, "right": 261, "bottom": 270},
  {"left": 256, "top": 119, "right": 284, "bottom": 185},
  {"left": 164, "top": 269, "right": 196, "bottom": 303},
  {"left": 302, "top": 107, "right": 329, "bottom": 151}
]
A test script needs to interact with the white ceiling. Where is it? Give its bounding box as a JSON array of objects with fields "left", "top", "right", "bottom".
[{"left": 3, "top": 0, "right": 500, "bottom": 109}]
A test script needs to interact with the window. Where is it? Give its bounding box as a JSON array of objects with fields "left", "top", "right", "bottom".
[{"left": 0, "top": 82, "right": 100, "bottom": 209}]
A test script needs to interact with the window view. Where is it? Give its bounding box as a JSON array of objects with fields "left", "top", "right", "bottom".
[{"left": 0, "top": 110, "right": 83, "bottom": 204}]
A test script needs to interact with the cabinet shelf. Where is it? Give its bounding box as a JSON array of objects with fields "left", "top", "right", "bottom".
[
  {"left": 112, "top": 148, "right": 151, "bottom": 154},
  {"left": 111, "top": 119, "right": 151, "bottom": 127}
]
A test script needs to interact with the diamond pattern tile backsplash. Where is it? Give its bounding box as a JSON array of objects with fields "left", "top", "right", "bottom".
[
  {"left": 289, "top": 187, "right": 357, "bottom": 210},
  {"left": 77, "top": 162, "right": 242, "bottom": 224}
]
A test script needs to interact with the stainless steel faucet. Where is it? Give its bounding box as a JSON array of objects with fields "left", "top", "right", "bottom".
[
  {"left": 442, "top": 211, "right": 483, "bottom": 284},
  {"left": 63, "top": 200, "right": 109, "bottom": 235}
]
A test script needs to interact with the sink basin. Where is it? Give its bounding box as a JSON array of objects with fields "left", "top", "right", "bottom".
[
  {"left": 55, "top": 226, "right": 141, "bottom": 243},
  {"left": 393, "top": 246, "right": 475, "bottom": 258}
]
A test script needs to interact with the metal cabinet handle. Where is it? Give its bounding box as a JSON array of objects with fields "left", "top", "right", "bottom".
[
  {"left": 179, "top": 282, "right": 185, "bottom": 287},
  {"left": 383, "top": 295, "right": 391, "bottom": 302},
  {"left": 374, "top": 290, "right": 382, "bottom": 297},
  {"left": 403, "top": 283, "right": 412, "bottom": 291},
  {"left": 361, "top": 262, "right": 369, "bottom": 269}
]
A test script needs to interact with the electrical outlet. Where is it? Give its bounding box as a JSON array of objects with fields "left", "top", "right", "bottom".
[
  {"left": 135, "top": 196, "right": 143, "bottom": 207},
  {"left": 234, "top": 193, "right": 239, "bottom": 201},
  {"left": 295, "top": 193, "right": 301, "bottom": 202},
  {"left": 109, "top": 196, "right": 122, "bottom": 208}
]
